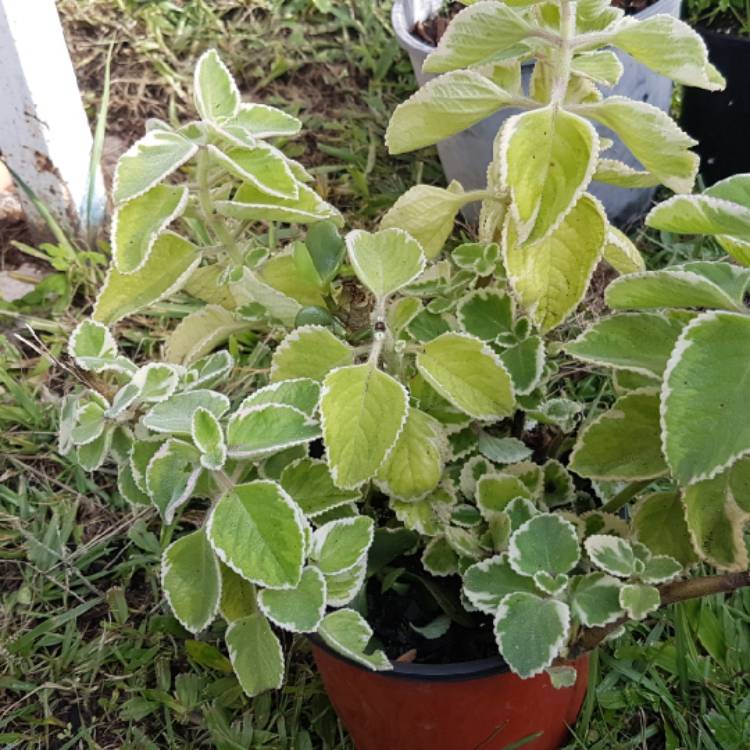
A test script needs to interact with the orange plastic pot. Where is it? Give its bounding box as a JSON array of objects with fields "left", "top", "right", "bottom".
[{"left": 310, "top": 636, "right": 589, "bottom": 750}]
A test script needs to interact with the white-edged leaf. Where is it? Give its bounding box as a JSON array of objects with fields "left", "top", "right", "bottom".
[
  {"left": 462, "top": 554, "right": 538, "bottom": 614},
  {"left": 270, "top": 325, "right": 354, "bottom": 382},
  {"left": 226, "top": 613, "right": 284, "bottom": 697},
  {"left": 143, "top": 389, "right": 230, "bottom": 434},
  {"left": 310, "top": 516, "right": 374, "bottom": 575},
  {"left": 318, "top": 609, "right": 391, "bottom": 671},
  {"left": 257, "top": 566, "right": 326, "bottom": 632},
  {"left": 508, "top": 514, "right": 580, "bottom": 577},
  {"left": 194, "top": 49, "right": 240, "bottom": 122}
]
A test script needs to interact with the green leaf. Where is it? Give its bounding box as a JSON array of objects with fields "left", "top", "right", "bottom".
[
  {"left": 303, "top": 220, "right": 345, "bottom": 284},
  {"left": 503, "top": 194, "right": 605, "bottom": 332},
  {"left": 462, "top": 554, "right": 538, "bottom": 614},
  {"left": 68, "top": 320, "right": 134, "bottom": 374},
  {"left": 367, "top": 528, "right": 420, "bottom": 575},
  {"left": 380, "top": 183, "right": 466, "bottom": 259},
  {"left": 76, "top": 429, "right": 112, "bottom": 471},
  {"left": 143, "top": 389, "right": 230, "bottom": 434},
  {"left": 605, "top": 269, "right": 743, "bottom": 312},
  {"left": 495, "top": 592, "right": 570, "bottom": 678},
  {"left": 421, "top": 535, "right": 459, "bottom": 576},
  {"left": 231, "top": 103, "right": 301, "bottom": 137},
  {"left": 216, "top": 181, "right": 341, "bottom": 225},
  {"left": 208, "top": 143, "right": 298, "bottom": 200},
  {"left": 162, "top": 529, "right": 221, "bottom": 634},
  {"left": 569, "top": 390, "right": 668, "bottom": 481},
  {"left": 226, "top": 613, "right": 284, "bottom": 697},
  {"left": 113, "top": 130, "right": 197, "bottom": 204},
  {"left": 225, "top": 404, "right": 321, "bottom": 459},
  {"left": 310, "top": 516, "right": 374, "bottom": 575},
  {"left": 593, "top": 158, "right": 660, "bottom": 190},
  {"left": 570, "top": 50, "right": 623, "bottom": 86},
  {"left": 118, "top": 462, "right": 151, "bottom": 506},
  {"left": 477, "top": 435, "right": 532, "bottom": 464},
  {"left": 324, "top": 558, "right": 367, "bottom": 607},
  {"left": 508, "top": 514, "right": 580, "bottom": 577},
  {"left": 422, "top": 2, "right": 530, "bottom": 73},
  {"left": 194, "top": 49, "right": 240, "bottom": 122},
  {"left": 208, "top": 480, "right": 306, "bottom": 589},
  {"left": 456, "top": 288, "right": 514, "bottom": 341},
  {"left": 386, "top": 70, "right": 513, "bottom": 154},
  {"left": 501, "top": 106, "right": 598, "bottom": 244},
  {"left": 548, "top": 666, "right": 578, "bottom": 689},
  {"left": 257, "top": 566, "right": 326, "bottom": 632},
  {"left": 219, "top": 563, "right": 257, "bottom": 622},
  {"left": 270, "top": 325, "right": 354, "bottom": 382},
  {"left": 375, "top": 408, "right": 445, "bottom": 501},
  {"left": 192, "top": 406, "right": 226, "bottom": 470},
  {"left": 584, "top": 534, "right": 637, "bottom": 578},
  {"left": 320, "top": 364, "right": 408, "bottom": 489},
  {"left": 112, "top": 184, "right": 188, "bottom": 274},
  {"left": 241, "top": 378, "right": 320, "bottom": 417},
  {"left": 318, "top": 609, "right": 391, "bottom": 671},
  {"left": 93, "top": 232, "right": 200, "bottom": 324},
  {"left": 279, "top": 458, "right": 360, "bottom": 517},
  {"left": 683, "top": 472, "right": 749, "bottom": 571},
  {"left": 416, "top": 332, "right": 515, "bottom": 420},
  {"left": 184, "top": 350, "right": 234, "bottom": 390},
  {"left": 260, "top": 252, "right": 327, "bottom": 307},
  {"left": 146, "top": 439, "right": 202, "bottom": 522},
  {"left": 583, "top": 97, "right": 698, "bottom": 194},
  {"left": 566, "top": 312, "right": 683, "bottom": 378},
  {"left": 130, "top": 439, "right": 164, "bottom": 494},
  {"left": 662, "top": 312, "right": 750, "bottom": 485},
  {"left": 391, "top": 485, "right": 456, "bottom": 537},
  {"left": 646, "top": 194, "right": 750, "bottom": 240},
  {"left": 611, "top": 16, "right": 725, "bottom": 91},
  {"left": 499, "top": 336, "right": 545, "bottom": 395},
  {"left": 476, "top": 473, "right": 531, "bottom": 519},
  {"left": 570, "top": 572, "right": 624, "bottom": 627},
  {"left": 165, "top": 305, "right": 251, "bottom": 366},
  {"left": 131, "top": 363, "right": 180, "bottom": 403},
  {"left": 410, "top": 614, "right": 451, "bottom": 640},
  {"left": 619, "top": 583, "right": 660, "bottom": 620},
  {"left": 641, "top": 555, "right": 682, "bottom": 584},
  {"left": 632, "top": 490, "right": 698, "bottom": 567},
  {"left": 345, "top": 228, "right": 426, "bottom": 299}
]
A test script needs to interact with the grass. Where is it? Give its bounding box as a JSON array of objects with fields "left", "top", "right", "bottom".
[{"left": 0, "top": 0, "right": 747, "bottom": 747}]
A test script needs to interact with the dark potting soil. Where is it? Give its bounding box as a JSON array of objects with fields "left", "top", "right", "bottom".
[
  {"left": 412, "top": 0, "right": 658, "bottom": 47},
  {"left": 365, "top": 556, "right": 499, "bottom": 664}
]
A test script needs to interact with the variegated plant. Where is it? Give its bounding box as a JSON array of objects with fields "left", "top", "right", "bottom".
[
  {"left": 57, "top": 48, "right": 750, "bottom": 696},
  {"left": 384, "top": 0, "right": 725, "bottom": 333}
]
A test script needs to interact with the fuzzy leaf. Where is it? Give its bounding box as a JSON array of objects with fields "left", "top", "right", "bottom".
[
  {"left": 257, "top": 566, "right": 326, "bottom": 632},
  {"left": 566, "top": 313, "right": 683, "bottom": 378},
  {"left": 583, "top": 97, "right": 698, "bottom": 194},
  {"left": 208, "top": 481, "right": 306, "bottom": 589},
  {"left": 241, "top": 379, "right": 320, "bottom": 417},
  {"left": 376, "top": 408, "right": 445, "bottom": 501},
  {"left": 503, "top": 194, "right": 605, "bottom": 332},
  {"left": 162, "top": 529, "right": 221, "bottom": 633},
  {"left": 270, "top": 326, "right": 354, "bottom": 382},
  {"left": 94, "top": 232, "right": 200, "bottom": 324},
  {"left": 386, "top": 70, "right": 513, "bottom": 154},
  {"left": 320, "top": 364, "right": 408, "bottom": 489},
  {"left": 632, "top": 490, "right": 698, "bottom": 566},
  {"left": 501, "top": 106, "right": 598, "bottom": 244},
  {"left": 208, "top": 143, "right": 298, "bottom": 200},
  {"left": 146, "top": 439, "right": 202, "bottom": 522},
  {"left": 570, "top": 572, "right": 624, "bottom": 627},
  {"left": 456, "top": 289, "right": 514, "bottom": 341},
  {"left": 499, "top": 336, "right": 545, "bottom": 395},
  {"left": 619, "top": 583, "right": 660, "bottom": 620},
  {"left": 231, "top": 103, "right": 301, "bottom": 137},
  {"left": 143, "top": 390, "right": 230, "bottom": 435},
  {"left": 509, "top": 514, "right": 580, "bottom": 577},
  {"left": 112, "top": 184, "right": 188, "bottom": 273},
  {"left": 416, "top": 332, "right": 514, "bottom": 420},
  {"left": 585, "top": 534, "right": 637, "bottom": 578},
  {"left": 192, "top": 406, "right": 226, "bottom": 470},
  {"left": 463, "top": 554, "right": 538, "bottom": 614},
  {"left": 194, "top": 49, "right": 240, "bottom": 122},
  {"left": 68, "top": 320, "right": 134, "bottom": 374},
  {"left": 226, "top": 404, "right": 320, "bottom": 459},
  {"left": 226, "top": 613, "right": 284, "bottom": 697},
  {"left": 280, "top": 458, "right": 360, "bottom": 517},
  {"left": 310, "top": 516, "right": 374, "bottom": 575},
  {"left": 113, "top": 130, "right": 197, "bottom": 204},
  {"left": 569, "top": 390, "right": 668, "bottom": 481},
  {"left": 662, "top": 312, "right": 750, "bottom": 485},
  {"left": 318, "top": 609, "right": 391, "bottom": 670},
  {"left": 495, "top": 593, "right": 569, "bottom": 678}
]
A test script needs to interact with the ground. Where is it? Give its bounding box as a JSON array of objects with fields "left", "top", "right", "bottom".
[{"left": 0, "top": 1, "right": 749, "bottom": 748}]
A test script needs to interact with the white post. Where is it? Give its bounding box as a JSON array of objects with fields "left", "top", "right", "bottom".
[{"left": 0, "top": 0, "right": 106, "bottom": 239}]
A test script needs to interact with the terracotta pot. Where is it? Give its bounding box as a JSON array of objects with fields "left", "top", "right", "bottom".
[{"left": 310, "top": 635, "right": 589, "bottom": 750}]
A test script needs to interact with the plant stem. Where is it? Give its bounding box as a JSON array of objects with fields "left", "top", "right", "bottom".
[
  {"left": 551, "top": 0, "right": 576, "bottom": 106},
  {"left": 196, "top": 148, "right": 243, "bottom": 265},
  {"left": 601, "top": 479, "right": 651, "bottom": 514},
  {"left": 569, "top": 571, "right": 750, "bottom": 658}
]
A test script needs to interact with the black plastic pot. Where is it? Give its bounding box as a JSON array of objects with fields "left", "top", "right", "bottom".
[{"left": 681, "top": 26, "right": 750, "bottom": 185}]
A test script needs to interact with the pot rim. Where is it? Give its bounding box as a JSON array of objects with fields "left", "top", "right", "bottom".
[
  {"left": 308, "top": 633, "right": 513, "bottom": 682},
  {"left": 392, "top": 0, "right": 682, "bottom": 55}
]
